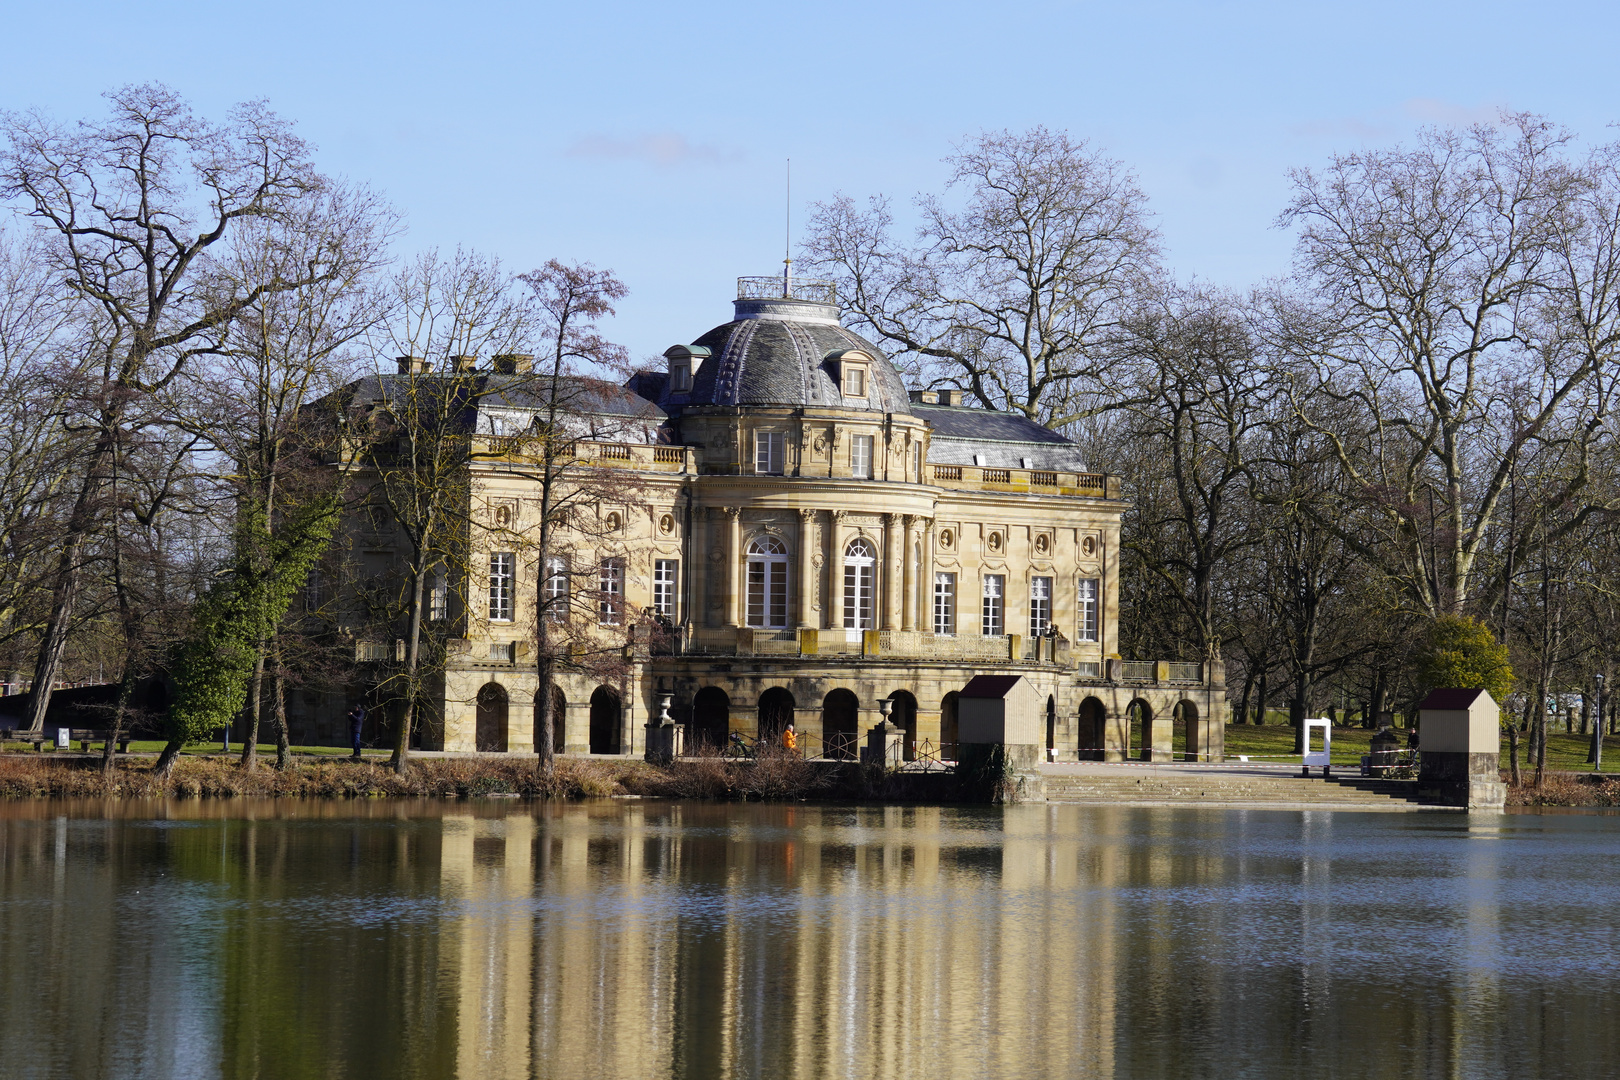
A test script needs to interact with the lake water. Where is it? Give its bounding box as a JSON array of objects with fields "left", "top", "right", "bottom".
[{"left": 1, "top": 799, "right": 1617, "bottom": 1080}]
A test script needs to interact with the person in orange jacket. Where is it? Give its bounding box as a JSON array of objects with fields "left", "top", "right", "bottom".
[{"left": 783, "top": 723, "right": 798, "bottom": 755}]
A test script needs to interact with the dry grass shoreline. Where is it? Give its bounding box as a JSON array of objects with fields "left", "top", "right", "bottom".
[
  {"left": 3, "top": 752, "right": 1619, "bottom": 806},
  {"left": 0, "top": 748, "right": 881, "bottom": 802}
]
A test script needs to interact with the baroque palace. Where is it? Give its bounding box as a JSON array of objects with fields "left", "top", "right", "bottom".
[{"left": 309, "top": 278, "right": 1226, "bottom": 762}]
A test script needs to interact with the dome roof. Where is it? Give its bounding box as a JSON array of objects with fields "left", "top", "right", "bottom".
[{"left": 664, "top": 286, "right": 912, "bottom": 414}]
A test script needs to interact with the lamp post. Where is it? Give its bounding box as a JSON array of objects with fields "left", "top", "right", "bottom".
[{"left": 1592, "top": 674, "right": 1605, "bottom": 774}]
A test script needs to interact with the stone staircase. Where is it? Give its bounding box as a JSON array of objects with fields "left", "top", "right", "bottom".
[{"left": 1039, "top": 770, "right": 1437, "bottom": 810}]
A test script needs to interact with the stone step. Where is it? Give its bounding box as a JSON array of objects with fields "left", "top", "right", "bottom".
[{"left": 1041, "top": 774, "right": 1426, "bottom": 806}]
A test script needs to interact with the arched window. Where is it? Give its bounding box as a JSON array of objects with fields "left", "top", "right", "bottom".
[
  {"left": 844, "top": 538, "right": 876, "bottom": 630},
  {"left": 746, "top": 535, "right": 790, "bottom": 628}
]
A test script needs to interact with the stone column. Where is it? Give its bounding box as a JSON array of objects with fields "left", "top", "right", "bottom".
[
  {"left": 827, "top": 510, "right": 844, "bottom": 631},
  {"left": 798, "top": 508, "right": 817, "bottom": 628},
  {"left": 883, "top": 513, "right": 903, "bottom": 630},
  {"left": 919, "top": 517, "right": 934, "bottom": 633},
  {"left": 901, "top": 515, "right": 918, "bottom": 631},
  {"left": 693, "top": 507, "right": 710, "bottom": 629},
  {"left": 723, "top": 507, "right": 742, "bottom": 628}
]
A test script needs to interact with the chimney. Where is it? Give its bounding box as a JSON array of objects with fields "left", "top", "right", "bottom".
[
  {"left": 908, "top": 389, "right": 940, "bottom": 405},
  {"left": 449, "top": 355, "right": 478, "bottom": 373},
  {"left": 939, "top": 389, "right": 963, "bottom": 406},
  {"left": 493, "top": 353, "right": 533, "bottom": 375},
  {"left": 396, "top": 356, "right": 431, "bottom": 375}
]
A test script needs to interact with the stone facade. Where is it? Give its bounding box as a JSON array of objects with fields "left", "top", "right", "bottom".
[{"left": 302, "top": 279, "right": 1226, "bottom": 762}]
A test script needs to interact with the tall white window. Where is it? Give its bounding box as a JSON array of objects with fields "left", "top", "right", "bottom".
[
  {"left": 843, "top": 538, "right": 876, "bottom": 629},
  {"left": 598, "top": 558, "right": 624, "bottom": 625},
  {"left": 489, "top": 553, "right": 514, "bottom": 622},
  {"left": 1077, "top": 578, "right": 1100, "bottom": 642},
  {"left": 304, "top": 569, "right": 323, "bottom": 612},
  {"left": 654, "top": 559, "right": 678, "bottom": 620},
  {"left": 670, "top": 361, "right": 691, "bottom": 392},
  {"left": 981, "top": 574, "right": 1004, "bottom": 636},
  {"left": 746, "top": 536, "right": 790, "bottom": 628},
  {"left": 1030, "top": 577, "right": 1052, "bottom": 636},
  {"left": 851, "top": 435, "right": 874, "bottom": 479},
  {"left": 429, "top": 568, "right": 447, "bottom": 621},
  {"left": 543, "top": 556, "right": 568, "bottom": 622},
  {"left": 755, "top": 431, "right": 784, "bottom": 475},
  {"left": 933, "top": 572, "right": 956, "bottom": 635}
]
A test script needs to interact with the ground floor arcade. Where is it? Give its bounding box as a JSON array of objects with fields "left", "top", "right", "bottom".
[{"left": 310, "top": 659, "right": 1228, "bottom": 764}]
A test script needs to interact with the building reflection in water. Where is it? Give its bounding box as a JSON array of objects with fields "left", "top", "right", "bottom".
[{"left": 2, "top": 800, "right": 1619, "bottom": 1080}]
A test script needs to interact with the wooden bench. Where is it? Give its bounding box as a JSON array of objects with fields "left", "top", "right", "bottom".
[{"left": 0, "top": 729, "right": 132, "bottom": 753}]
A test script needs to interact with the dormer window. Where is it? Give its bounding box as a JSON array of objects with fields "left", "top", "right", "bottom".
[
  {"left": 843, "top": 365, "right": 867, "bottom": 397},
  {"left": 662, "top": 344, "right": 709, "bottom": 395},
  {"left": 827, "top": 349, "right": 874, "bottom": 400}
]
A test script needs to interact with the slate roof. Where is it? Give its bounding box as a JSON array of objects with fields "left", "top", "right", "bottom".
[
  {"left": 657, "top": 298, "right": 912, "bottom": 415},
  {"left": 913, "top": 404, "right": 1089, "bottom": 470},
  {"left": 1419, "top": 687, "right": 1494, "bottom": 710},
  {"left": 340, "top": 372, "right": 665, "bottom": 420},
  {"left": 960, "top": 674, "right": 1030, "bottom": 699}
]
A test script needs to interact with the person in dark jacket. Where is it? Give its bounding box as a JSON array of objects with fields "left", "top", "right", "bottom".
[{"left": 347, "top": 704, "right": 367, "bottom": 761}]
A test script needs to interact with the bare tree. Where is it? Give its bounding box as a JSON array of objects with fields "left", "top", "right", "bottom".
[
  {"left": 347, "top": 249, "right": 537, "bottom": 774},
  {"left": 205, "top": 182, "right": 397, "bottom": 769},
  {"left": 1280, "top": 115, "right": 1620, "bottom": 617},
  {"left": 1, "top": 84, "right": 330, "bottom": 731},
  {"left": 803, "top": 127, "right": 1158, "bottom": 429},
  {"left": 515, "top": 261, "right": 633, "bottom": 778},
  {"left": 1116, "top": 287, "right": 1270, "bottom": 661}
]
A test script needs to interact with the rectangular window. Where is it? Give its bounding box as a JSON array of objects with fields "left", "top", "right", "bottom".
[
  {"left": 543, "top": 556, "right": 569, "bottom": 622},
  {"left": 844, "top": 562, "right": 874, "bottom": 629},
  {"left": 1077, "top": 577, "right": 1100, "bottom": 642},
  {"left": 755, "top": 430, "right": 783, "bottom": 475},
  {"left": 671, "top": 362, "right": 691, "bottom": 391},
  {"left": 933, "top": 572, "right": 956, "bottom": 635},
  {"left": 851, "top": 435, "right": 874, "bottom": 479},
  {"left": 653, "top": 559, "right": 678, "bottom": 620},
  {"left": 1030, "top": 576, "right": 1052, "bottom": 636},
  {"left": 982, "top": 574, "right": 1004, "bottom": 636},
  {"left": 304, "top": 569, "right": 323, "bottom": 612},
  {"left": 489, "top": 553, "right": 514, "bottom": 622},
  {"left": 843, "top": 365, "right": 867, "bottom": 397},
  {"left": 429, "top": 568, "right": 447, "bottom": 621},
  {"left": 598, "top": 558, "right": 624, "bottom": 625}
]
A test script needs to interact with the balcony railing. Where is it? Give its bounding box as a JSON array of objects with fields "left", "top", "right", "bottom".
[
  {"left": 473, "top": 437, "right": 693, "bottom": 472},
  {"left": 737, "top": 276, "right": 837, "bottom": 303}
]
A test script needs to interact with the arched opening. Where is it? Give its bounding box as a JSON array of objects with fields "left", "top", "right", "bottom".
[
  {"left": 589, "top": 686, "right": 622, "bottom": 755},
  {"left": 533, "top": 686, "right": 566, "bottom": 754},
  {"left": 691, "top": 686, "right": 730, "bottom": 751},
  {"left": 940, "top": 691, "right": 960, "bottom": 760},
  {"left": 1078, "top": 697, "right": 1107, "bottom": 761},
  {"left": 746, "top": 535, "right": 791, "bottom": 628},
  {"left": 887, "top": 690, "right": 919, "bottom": 760},
  {"left": 1129, "top": 698, "right": 1155, "bottom": 762},
  {"left": 757, "top": 687, "right": 796, "bottom": 743},
  {"left": 822, "top": 689, "right": 860, "bottom": 760},
  {"left": 1177, "top": 699, "right": 1201, "bottom": 762},
  {"left": 1046, "top": 695, "right": 1057, "bottom": 757},
  {"left": 476, "top": 682, "right": 509, "bottom": 753},
  {"left": 843, "top": 538, "right": 876, "bottom": 630}
]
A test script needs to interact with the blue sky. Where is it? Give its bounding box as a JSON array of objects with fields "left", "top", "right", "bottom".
[{"left": 4, "top": 1, "right": 1618, "bottom": 362}]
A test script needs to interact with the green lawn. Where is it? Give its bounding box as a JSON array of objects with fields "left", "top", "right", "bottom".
[{"left": 1217, "top": 721, "right": 1620, "bottom": 773}]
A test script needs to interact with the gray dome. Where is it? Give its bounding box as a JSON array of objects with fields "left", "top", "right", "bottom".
[{"left": 674, "top": 295, "right": 912, "bottom": 414}]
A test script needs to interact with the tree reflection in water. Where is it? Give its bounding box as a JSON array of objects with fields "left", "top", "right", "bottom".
[{"left": 1, "top": 799, "right": 1619, "bottom": 1079}]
